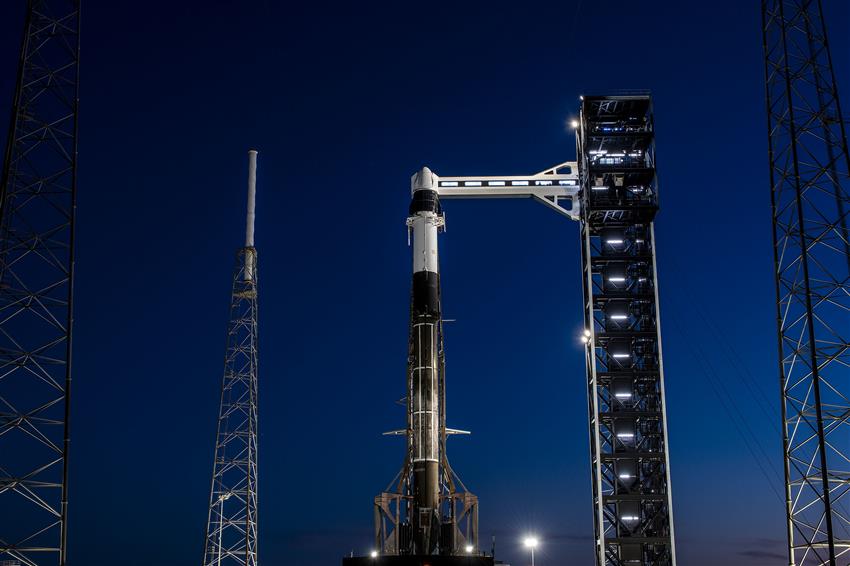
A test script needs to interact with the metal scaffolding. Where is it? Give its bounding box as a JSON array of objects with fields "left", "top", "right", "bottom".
[
  {"left": 0, "top": 1, "right": 80, "bottom": 565},
  {"left": 762, "top": 1, "right": 850, "bottom": 564},
  {"left": 577, "top": 95, "right": 674, "bottom": 566},
  {"left": 202, "top": 152, "right": 260, "bottom": 566}
]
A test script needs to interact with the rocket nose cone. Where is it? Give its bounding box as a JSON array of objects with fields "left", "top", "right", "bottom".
[{"left": 411, "top": 166, "right": 437, "bottom": 193}]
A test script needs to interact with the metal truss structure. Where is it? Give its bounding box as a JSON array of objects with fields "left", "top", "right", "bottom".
[
  {"left": 374, "top": 416, "right": 481, "bottom": 557},
  {"left": 203, "top": 152, "right": 259, "bottom": 566},
  {"left": 374, "top": 93, "right": 674, "bottom": 566},
  {"left": 577, "top": 96, "right": 674, "bottom": 566},
  {"left": 0, "top": 2, "right": 80, "bottom": 565},
  {"left": 762, "top": 2, "right": 850, "bottom": 564}
]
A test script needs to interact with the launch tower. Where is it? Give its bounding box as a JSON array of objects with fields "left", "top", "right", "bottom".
[
  {"left": 577, "top": 96, "right": 674, "bottom": 566},
  {"left": 346, "top": 94, "right": 675, "bottom": 566}
]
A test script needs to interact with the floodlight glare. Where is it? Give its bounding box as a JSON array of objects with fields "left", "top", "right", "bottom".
[
  {"left": 570, "top": 119, "right": 579, "bottom": 128},
  {"left": 370, "top": 550, "right": 378, "bottom": 558},
  {"left": 524, "top": 535, "right": 540, "bottom": 566},
  {"left": 465, "top": 545, "right": 474, "bottom": 553}
]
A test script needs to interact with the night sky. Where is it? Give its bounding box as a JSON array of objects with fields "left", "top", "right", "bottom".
[{"left": 1, "top": 1, "right": 849, "bottom": 565}]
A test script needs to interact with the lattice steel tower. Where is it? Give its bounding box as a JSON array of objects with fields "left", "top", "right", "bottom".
[
  {"left": 202, "top": 151, "right": 260, "bottom": 566},
  {"left": 0, "top": 2, "right": 80, "bottom": 565},
  {"left": 762, "top": 2, "right": 850, "bottom": 564},
  {"left": 577, "top": 96, "right": 674, "bottom": 566}
]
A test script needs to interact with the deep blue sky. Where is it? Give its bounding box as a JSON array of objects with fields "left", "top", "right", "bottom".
[{"left": 2, "top": 1, "right": 849, "bottom": 565}]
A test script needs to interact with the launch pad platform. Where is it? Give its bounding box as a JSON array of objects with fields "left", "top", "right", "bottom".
[{"left": 342, "top": 556, "right": 496, "bottom": 566}]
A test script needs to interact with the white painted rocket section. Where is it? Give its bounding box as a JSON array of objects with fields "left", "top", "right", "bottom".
[
  {"left": 244, "top": 150, "right": 258, "bottom": 282},
  {"left": 412, "top": 216, "right": 440, "bottom": 274},
  {"left": 410, "top": 166, "right": 444, "bottom": 274},
  {"left": 410, "top": 165, "right": 437, "bottom": 194},
  {"left": 246, "top": 150, "right": 258, "bottom": 248}
]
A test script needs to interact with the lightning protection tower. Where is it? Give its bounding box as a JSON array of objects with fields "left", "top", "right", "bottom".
[
  {"left": 0, "top": 2, "right": 81, "bottom": 565},
  {"left": 762, "top": 1, "right": 850, "bottom": 564},
  {"left": 202, "top": 151, "right": 260, "bottom": 566}
]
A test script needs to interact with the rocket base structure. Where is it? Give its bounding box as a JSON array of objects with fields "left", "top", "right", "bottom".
[
  {"left": 347, "top": 94, "right": 675, "bottom": 566},
  {"left": 343, "top": 556, "right": 495, "bottom": 566}
]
